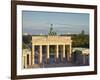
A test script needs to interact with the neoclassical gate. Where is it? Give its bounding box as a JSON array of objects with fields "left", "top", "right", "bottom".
[{"left": 32, "top": 36, "right": 72, "bottom": 65}]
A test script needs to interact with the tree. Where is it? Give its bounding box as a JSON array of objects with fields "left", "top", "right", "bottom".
[
  {"left": 71, "top": 33, "right": 89, "bottom": 48},
  {"left": 81, "top": 30, "right": 85, "bottom": 35},
  {"left": 22, "top": 35, "right": 32, "bottom": 50},
  {"left": 22, "top": 42, "right": 27, "bottom": 49},
  {"left": 23, "top": 35, "right": 32, "bottom": 44}
]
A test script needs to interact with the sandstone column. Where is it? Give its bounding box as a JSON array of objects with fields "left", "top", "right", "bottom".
[
  {"left": 29, "top": 53, "right": 31, "bottom": 65},
  {"left": 25, "top": 55, "right": 27, "bottom": 68},
  {"left": 23, "top": 56, "right": 27, "bottom": 68},
  {"left": 22, "top": 56, "right": 24, "bottom": 68},
  {"left": 62, "top": 45, "right": 65, "bottom": 62},
  {"left": 46, "top": 45, "right": 49, "bottom": 64},
  {"left": 67, "top": 44, "right": 72, "bottom": 62},
  {"left": 55, "top": 45, "right": 59, "bottom": 63},
  {"left": 32, "top": 45, "right": 35, "bottom": 64},
  {"left": 69, "top": 44, "right": 72, "bottom": 60},
  {"left": 39, "top": 45, "right": 42, "bottom": 64}
]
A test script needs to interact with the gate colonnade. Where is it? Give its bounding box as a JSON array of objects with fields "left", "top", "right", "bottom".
[{"left": 32, "top": 36, "right": 72, "bottom": 65}]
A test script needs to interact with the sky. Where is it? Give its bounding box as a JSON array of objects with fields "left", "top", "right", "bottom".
[{"left": 22, "top": 11, "right": 89, "bottom": 35}]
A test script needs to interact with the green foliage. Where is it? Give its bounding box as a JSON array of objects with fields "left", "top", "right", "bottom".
[
  {"left": 23, "top": 35, "right": 32, "bottom": 44},
  {"left": 22, "top": 42, "right": 27, "bottom": 49},
  {"left": 81, "top": 30, "right": 85, "bottom": 35},
  {"left": 74, "top": 50, "right": 82, "bottom": 54},
  {"left": 22, "top": 35, "right": 32, "bottom": 49},
  {"left": 61, "top": 30, "right": 89, "bottom": 48},
  {"left": 71, "top": 33, "right": 89, "bottom": 48}
]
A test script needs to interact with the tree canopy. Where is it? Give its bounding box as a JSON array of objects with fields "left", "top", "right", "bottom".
[{"left": 71, "top": 30, "right": 89, "bottom": 48}]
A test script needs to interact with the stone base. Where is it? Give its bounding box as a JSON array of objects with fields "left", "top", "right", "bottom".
[
  {"left": 54, "top": 58, "right": 58, "bottom": 63},
  {"left": 46, "top": 59, "right": 49, "bottom": 64}
]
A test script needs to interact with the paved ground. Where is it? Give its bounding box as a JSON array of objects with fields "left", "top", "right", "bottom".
[
  {"left": 41, "top": 63, "right": 89, "bottom": 68},
  {"left": 27, "top": 62, "right": 89, "bottom": 69},
  {"left": 27, "top": 55, "right": 89, "bottom": 69}
]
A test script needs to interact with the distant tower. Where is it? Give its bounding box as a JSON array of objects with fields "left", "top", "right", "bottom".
[{"left": 51, "top": 24, "right": 53, "bottom": 28}]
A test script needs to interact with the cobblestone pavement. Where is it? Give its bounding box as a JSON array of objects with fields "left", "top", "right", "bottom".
[{"left": 40, "top": 62, "right": 89, "bottom": 68}]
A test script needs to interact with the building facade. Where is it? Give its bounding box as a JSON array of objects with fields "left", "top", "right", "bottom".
[
  {"left": 22, "top": 49, "right": 31, "bottom": 68},
  {"left": 23, "top": 36, "right": 72, "bottom": 68},
  {"left": 32, "top": 36, "right": 72, "bottom": 64}
]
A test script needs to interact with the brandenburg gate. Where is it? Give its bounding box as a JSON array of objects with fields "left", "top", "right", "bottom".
[{"left": 32, "top": 36, "right": 72, "bottom": 65}]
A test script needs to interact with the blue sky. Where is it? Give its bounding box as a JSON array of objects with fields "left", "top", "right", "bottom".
[{"left": 22, "top": 11, "right": 89, "bottom": 35}]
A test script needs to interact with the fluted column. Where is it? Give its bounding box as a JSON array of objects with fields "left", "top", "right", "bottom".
[
  {"left": 62, "top": 45, "right": 65, "bottom": 62},
  {"left": 69, "top": 44, "right": 72, "bottom": 61},
  {"left": 70, "top": 44, "right": 72, "bottom": 56},
  {"left": 29, "top": 53, "right": 31, "bottom": 65},
  {"left": 23, "top": 56, "right": 27, "bottom": 68},
  {"left": 67, "top": 44, "right": 72, "bottom": 62},
  {"left": 55, "top": 45, "right": 59, "bottom": 63},
  {"left": 22, "top": 56, "right": 24, "bottom": 68},
  {"left": 83, "top": 54, "right": 86, "bottom": 64},
  {"left": 32, "top": 45, "right": 35, "bottom": 64},
  {"left": 39, "top": 45, "right": 42, "bottom": 64},
  {"left": 25, "top": 55, "right": 27, "bottom": 68},
  {"left": 46, "top": 45, "right": 49, "bottom": 64}
]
